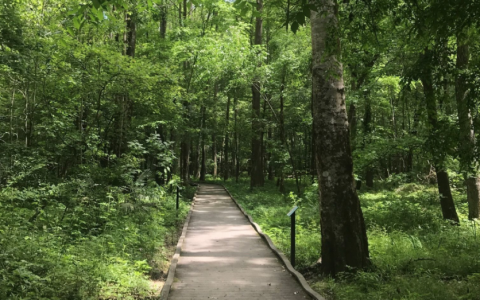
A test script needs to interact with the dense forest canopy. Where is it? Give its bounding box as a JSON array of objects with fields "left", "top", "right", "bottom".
[{"left": 1, "top": 0, "right": 480, "bottom": 298}]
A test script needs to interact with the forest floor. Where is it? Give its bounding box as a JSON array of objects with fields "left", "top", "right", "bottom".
[
  {"left": 168, "top": 184, "right": 310, "bottom": 300},
  {"left": 210, "top": 177, "right": 480, "bottom": 300}
]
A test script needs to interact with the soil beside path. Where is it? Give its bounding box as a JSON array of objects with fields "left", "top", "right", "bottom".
[{"left": 168, "top": 184, "right": 311, "bottom": 300}]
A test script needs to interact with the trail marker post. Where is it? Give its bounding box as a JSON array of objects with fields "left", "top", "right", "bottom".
[{"left": 287, "top": 206, "right": 298, "bottom": 268}]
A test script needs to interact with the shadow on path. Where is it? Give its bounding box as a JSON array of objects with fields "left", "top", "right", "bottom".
[{"left": 168, "top": 184, "right": 311, "bottom": 300}]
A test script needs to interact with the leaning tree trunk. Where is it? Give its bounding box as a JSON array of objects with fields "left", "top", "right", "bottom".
[
  {"left": 310, "top": 0, "right": 370, "bottom": 277},
  {"left": 250, "top": 0, "right": 264, "bottom": 188},
  {"left": 455, "top": 37, "right": 480, "bottom": 219},
  {"left": 420, "top": 48, "right": 460, "bottom": 223}
]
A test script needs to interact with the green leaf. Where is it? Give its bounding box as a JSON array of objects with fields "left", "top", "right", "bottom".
[
  {"left": 73, "top": 17, "right": 80, "bottom": 29},
  {"left": 66, "top": 27, "right": 75, "bottom": 36},
  {"left": 97, "top": 9, "right": 104, "bottom": 20}
]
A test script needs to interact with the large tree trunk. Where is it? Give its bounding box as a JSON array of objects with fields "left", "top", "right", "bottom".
[
  {"left": 250, "top": 0, "right": 264, "bottom": 188},
  {"left": 455, "top": 37, "right": 479, "bottom": 219},
  {"left": 310, "top": 0, "right": 370, "bottom": 277},
  {"left": 420, "top": 49, "right": 460, "bottom": 223}
]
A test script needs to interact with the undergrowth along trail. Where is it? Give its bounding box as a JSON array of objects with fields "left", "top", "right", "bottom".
[{"left": 217, "top": 178, "right": 480, "bottom": 300}]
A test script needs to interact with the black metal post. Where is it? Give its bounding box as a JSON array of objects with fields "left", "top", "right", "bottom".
[
  {"left": 291, "top": 211, "right": 295, "bottom": 268},
  {"left": 176, "top": 186, "right": 179, "bottom": 210}
]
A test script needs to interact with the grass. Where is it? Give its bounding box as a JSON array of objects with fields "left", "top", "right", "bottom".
[{"left": 211, "top": 177, "right": 480, "bottom": 300}]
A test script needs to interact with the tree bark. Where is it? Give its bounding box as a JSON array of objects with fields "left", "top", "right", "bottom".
[
  {"left": 200, "top": 106, "right": 206, "bottom": 181},
  {"left": 180, "top": 138, "right": 190, "bottom": 184},
  {"left": 160, "top": 3, "right": 167, "bottom": 39},
  {"left": 420, "top": 48, "right": 460, "bottom": 223},
  {"left": 183, "top": 0, "right": 187, "bottom": 19},
  {"left": 268, "top": 127, "right": 274, "bottom": 180},
  {"left": 224, "top": 96, "right": 231, "bottom": 181},
  {"left": 347, "top": 102, "right": 357, "bottom": 151},
  {"left": 234, "top": 96, "right": 240, "bottom": 183},
  {"left": 279, "top": 70, "right": 286, "bottom": 193},
  {"left": 363, "top": 98, "right": 374, "bottom": 188},
  {"left": 466, "top": 178, "right": 480, "bottom": 219},
  {"left": 125, "top": 13, "right": 136, "bottom": 58},
  {"left": 310, "top": 0, "right": 370, "bottom": 277},
  {"left": 213, "top": 133, "right": 217, "bottom": 177},
  {"left": 250, "top": 0, "right": 264, "bottom": 188},
  {"left": 455, "top": 36, "right": 479, "bottom": 219}
]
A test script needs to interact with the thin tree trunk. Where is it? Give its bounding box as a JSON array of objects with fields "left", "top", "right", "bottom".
[
  {"left": 268, "top": 127, "right": 274, "bottom": 180},
  {"left": 279, "top": 69, "right": 286, "bottom": 193},
  {"left": 234, "top": 96, "right": 240, "bottom": 183},
  {"left": 310, "top": 0, "right": 370, "bottom": 276},
  {"left": 311, "top": 91, "right": 316, "bottom": 182},
  {"left": 466, "top": 178, "right": 480, "bottom": 219},
  {"left": 180, "top": 139, "right": 190, "bottom": 184},
  {"left": 183, "top": 0, "right": 187, "bottom": 19},
  {"left": 224, "top": 96, "right": 231, "bottom": 181},
  {"left": 10, "top": 88, "right": 15, "bottom": 144},
  {"left": 125, "top": 13, "right": 136, "bottom": 57},
  {"left": 194, "top": 139, "right": 200, "bottom": 178},
  {"left": 168, "top": 129, "right": 176, "bottom": 182},
  {"left": 200, "top": 106, "right": 206, "bottom": 181},
  {"left": 455, "top": 36, "right": 479, "bottom": 219},
  {"left": 363, "top": 98, "right": 374, "bottom": 188},
  {"left": 160, "top": 3, "right": 167, "bottom": 38},
  {"left": 420, "top": 48, "right": 460, "bottom": 223},
  {"left": 213, "top": 134, "right": 217, "bottom": 177}
]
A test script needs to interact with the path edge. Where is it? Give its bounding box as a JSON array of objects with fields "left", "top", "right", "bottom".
[
  {"left": 223, "top": 186, "right": 325, "bottom": 300},
  {"left": 159, "top": 187, "right": 198, "bottom": 300}
]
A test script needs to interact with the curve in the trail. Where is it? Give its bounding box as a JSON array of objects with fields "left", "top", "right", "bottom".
[{"left": 167, "top": 184, "right": 311, "bottom": 300}]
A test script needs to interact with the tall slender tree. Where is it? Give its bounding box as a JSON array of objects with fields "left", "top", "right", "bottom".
[{"left": 250, "top": 0, "right": 265, "bottom": 188}]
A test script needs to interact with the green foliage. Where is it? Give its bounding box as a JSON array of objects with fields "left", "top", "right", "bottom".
[
  {"left": 220, "top": 178, "right": 480, "bottom": 300},
  {"left": 0, "top": 164, "right": 193, "bottom": 299}
]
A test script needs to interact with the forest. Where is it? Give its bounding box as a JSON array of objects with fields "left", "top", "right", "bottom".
[{"left": 1, "top": 0, "right": 480, "bottom": 299}]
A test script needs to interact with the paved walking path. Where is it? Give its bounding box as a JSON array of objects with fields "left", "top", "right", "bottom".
[{"left": 168, "top": 184, "right": 311, "bottom": 300}]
